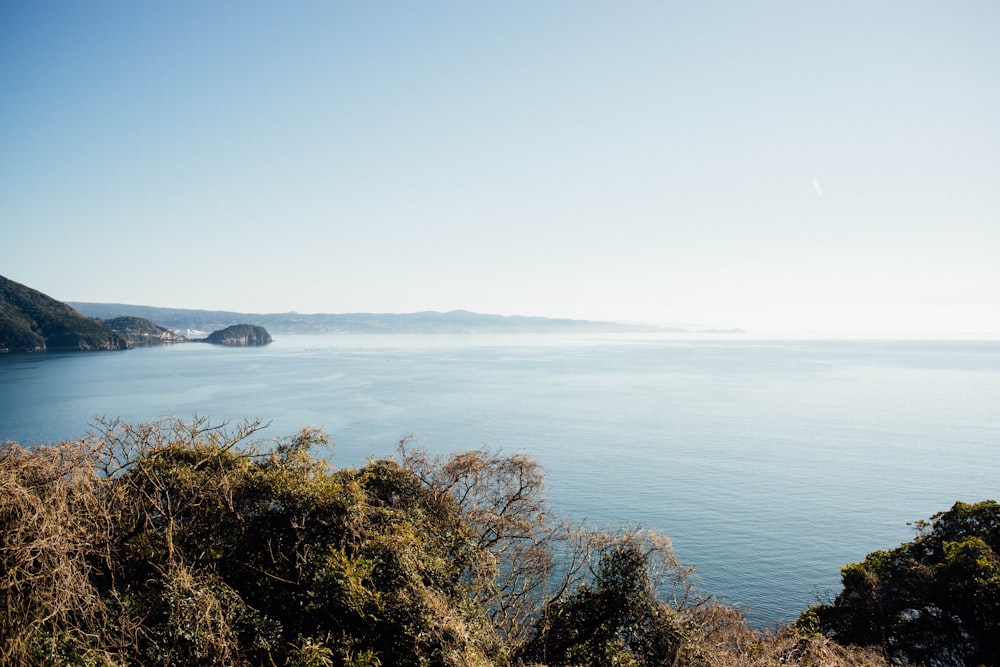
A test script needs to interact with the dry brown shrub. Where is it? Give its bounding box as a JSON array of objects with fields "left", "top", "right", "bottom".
[
  {"left": 0, "top": 417, "right": 268, "bottom": 665},
  {"left": 752, "top": 631, "right": 892, "bottom": 667},
  {"left": 398, "top": 443, "right": 556, "bottom": 645},
  {"left": 684, "top": 603, "right": 893, "bottom": 667},
  {"left": 0, "top": 438, "right": 115, "bottom": 663},
  {"left": 1, "top": 421, "right": 900, "bottom": 667}
]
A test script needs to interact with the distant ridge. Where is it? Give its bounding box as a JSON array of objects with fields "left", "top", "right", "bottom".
[{"left": 68, "top": 302, "right": 686, "bottom": 335}]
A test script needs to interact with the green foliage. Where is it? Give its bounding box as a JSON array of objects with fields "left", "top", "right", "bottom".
[
  {"left": 0, "top": 274, "right": 130, "bottom": 352},
  {"left": 287, "top": 635, "right": 336, "bottom": 667},
  {"left": 0, "top": 416, "right": 922, "bottom": 667},
  {"left": 1, "top": 418, "right": 501, "bottom": 666},
  {"left": 519, "top": 538, "right": 708, "bottom": 667},
  {"left": 804, "top": 500, "right": 1000, "bottom": 666}
]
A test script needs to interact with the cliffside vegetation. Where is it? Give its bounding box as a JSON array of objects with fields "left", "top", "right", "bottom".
[
  {"left": 5, "top": 418, "right": 976, "bottom": 667},
  {"left": 801, "top": 499, "right": 1000, "bottom": 667},
  {"left": 0, "top": 275, "right": 129, "bottom": 352}
]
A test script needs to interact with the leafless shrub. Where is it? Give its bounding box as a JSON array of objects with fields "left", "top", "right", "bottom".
[
  {"left": 677, "top": 603, "right": 894, "bottom": 667},
  {"left": 0, "top": 417, "right": 270, "bottom": 664},
  {"left": 397, "top": 442, "right": 706, "bottom": 655},
  {"left": 0, "top": 438, "right": 112, "bottom": 663},
  {"left": 398, "top": 443, "right": 556, "bottom": 643}
]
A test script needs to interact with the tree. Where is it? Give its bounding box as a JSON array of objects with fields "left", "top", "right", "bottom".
[
  {"left": 397, "top": 443, "right": 559, "bottom": 647},
  {"left": 517, "top": 534, "right": 712, "bottom": 667},
  {"left": 396, "top": 443, "right": 706, "bottom": 653},
  {"left": 803, "top": 500, "right": 1000, "bottom": 667}
]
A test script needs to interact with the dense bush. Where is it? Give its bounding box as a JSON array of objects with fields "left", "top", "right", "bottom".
[
  {"left": 0, "top": 417, "right": 923, "bottom": 666},
  {"left": 802, "top": 500, "right": 1000, "bottom": 667}
]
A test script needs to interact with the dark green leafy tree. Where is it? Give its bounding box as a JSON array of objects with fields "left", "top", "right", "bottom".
[
  {"left": 518, "top": 536, "right": 710, "bottom": 667},
  {"left": 803, "top": 500, "right": 1000, "bottom": 667}
]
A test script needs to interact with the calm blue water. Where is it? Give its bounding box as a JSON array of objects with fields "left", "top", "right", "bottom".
[{"left": 2, "top": 334, "right": 999, "bottom": 626}]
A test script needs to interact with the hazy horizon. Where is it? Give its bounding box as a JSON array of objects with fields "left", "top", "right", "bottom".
[{"left": 3, "top": 2, "right": 998, "bottom": 336}]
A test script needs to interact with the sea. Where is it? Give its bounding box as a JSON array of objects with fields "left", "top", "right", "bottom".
[{"left": 2, "top": 333, "right": 998, "bottom": 627}]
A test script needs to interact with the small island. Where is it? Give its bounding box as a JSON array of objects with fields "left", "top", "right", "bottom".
[{"left": 203, "top": 323, "right": 273, "bottom": 346}]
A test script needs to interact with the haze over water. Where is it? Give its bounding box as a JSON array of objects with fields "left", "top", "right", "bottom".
[
  {"left": 4, "top": 3, "right": 999, "bottom": 337},
  {"left": 3, "top": 333, "right": 998, "bottom": 626}
]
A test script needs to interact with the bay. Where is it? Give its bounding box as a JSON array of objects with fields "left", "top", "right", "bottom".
[{"left": 2, "top": 334, "right": 998, "bottom": 626}]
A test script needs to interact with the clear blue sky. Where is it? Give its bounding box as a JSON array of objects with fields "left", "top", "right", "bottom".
[{"left": 2, "top": 1, "right": 998, "bottom": 334}]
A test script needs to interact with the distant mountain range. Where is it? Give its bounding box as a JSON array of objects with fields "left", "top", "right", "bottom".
[
  {"left": 67, "top": 302, "right": 704, "bottom": 335},
  {"left": 0, "top": 273, "right": 742, "bottom": 354},
  {"left": 0, "top": 276, "right": 274, "bottom": 353}
]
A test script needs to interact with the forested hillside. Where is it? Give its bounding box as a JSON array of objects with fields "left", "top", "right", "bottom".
[{"left": 0, "top": 275, "right": 129, "bottom": 352}]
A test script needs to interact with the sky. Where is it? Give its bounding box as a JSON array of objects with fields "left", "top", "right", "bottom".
[{"left": 2, "top": 1, "right": 998, "bottom": 335}]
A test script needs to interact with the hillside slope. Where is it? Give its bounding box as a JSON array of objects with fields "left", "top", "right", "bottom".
[
  {"left": 0, "top": 276, "right": 129, "bottom": 353},
  {"left": 101, "top": 316, "right": 187, "bottom": 346}
]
